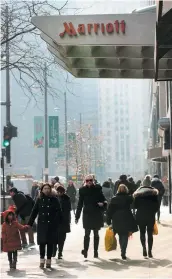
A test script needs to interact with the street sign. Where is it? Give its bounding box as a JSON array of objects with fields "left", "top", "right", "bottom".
[
  {"left": 44, "top": 168, "right": 49, "bottom": 175},
  {"left": 34, "top": 116, "right": 44, "bottom": 148},
  {"left": 49, "top": 116, "right": 59, "bottom": 148}
]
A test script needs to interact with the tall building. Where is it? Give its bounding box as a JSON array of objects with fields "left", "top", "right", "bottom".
[
  {"left": 97, "top": 1, "right": 155, "bottom": 180},
  {"left": 98, "top": 79, "right": 151, "bottom": 180}
]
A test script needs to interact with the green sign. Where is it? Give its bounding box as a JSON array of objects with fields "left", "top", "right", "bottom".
[
  {"left": 49, "top": 116, "right": 59, "bottom": 148},
  {"left": 34, "top": 116, "right": 44, "bottom": 148}
]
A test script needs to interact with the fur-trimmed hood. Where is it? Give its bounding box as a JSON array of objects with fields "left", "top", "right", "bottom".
[{"left": 133, "top": 186, "right": 159, "bottom": 198}]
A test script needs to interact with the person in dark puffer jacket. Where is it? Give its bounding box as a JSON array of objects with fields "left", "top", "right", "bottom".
[
  {"left": 151, "top": 175, "right": 165, "bottom": 223},
  {"left": 133, "top": 185, "right": 159, "bottom": 258}
]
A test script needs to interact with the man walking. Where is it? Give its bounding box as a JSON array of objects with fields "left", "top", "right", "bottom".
[
  {"left": 9, "top": 187, "right": 35, "bottom": 248},
  {"left": 151, "top": 175, "right": 165, "bottom": 223}
]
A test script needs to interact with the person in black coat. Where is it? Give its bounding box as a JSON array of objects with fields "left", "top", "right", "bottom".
[
  {"left": 151, "top": 174, "right": 165, "bottom": 222},
  {"left": 114, "top": 174, "right": 132, "bottom": 195},
  {"left": 52, "top": 185, "right": 71, "bottom": 259},
  {"left": 133, "top": 185, "right": 159, "bottom": 258},
  {"left": 75, "top": 174, "right": 107, "bottom": 258},
  {"left": 107, "top": 184, "right": 138, "bottom": 260},
  {"left": 66, "top": 181, "right": 77, "bottom": 216},
  {"left": 28, "top": 183, "right": 62, "bottom": 269},
  {"left": 9, "top": 187, "right": 35, "bottom": 247}
]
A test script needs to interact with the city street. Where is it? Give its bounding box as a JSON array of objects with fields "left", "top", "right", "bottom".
[{"left": 1, "top": 207, "right": 172, "bottom": 278}]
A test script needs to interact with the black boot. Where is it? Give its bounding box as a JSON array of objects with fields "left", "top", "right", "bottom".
[
  {"left": 82, "top": 236, "right": 90, "bottom": 258},
  {"left": 58, "top": 252, "right": 63, "bottom": 259},
  {"left": 13, "top": 252, "right": 17, "bottom": 269},
  {"left": 140, "top": 233, "right": 147, "bottom": 258},
  {"left": 9, "top": 261, "right": 13, "bottom": 270},
  {"left": 143, "top": 247, "right": 147, "bottom": 257},
  {"left": 94, "top": 236, "right": 99, "bottom": 258},
  {"left": 148, "top": 232, "right": 153, "bottom": 258}
]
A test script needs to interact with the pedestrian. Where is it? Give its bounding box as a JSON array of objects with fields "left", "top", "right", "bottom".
[
  {"left": 1, "top": 208, "right": 29, "bottom": 270},
  {"left": 27, "top": 183, "right": 62, "bottom": 269},
  {"left": 133, "top": 185, "right": 159, "bottom": 258},
  {"left": 151, "top": 175, "right": 165, "bottom": 223},
  {"left": 162, "top": 178, "right": 169, "bottom": 206},
  {"left": 75, "top": 174, "right": 107, "bottom": 258},
  {"left": 51, "top": 176, "right": 60, "bottom": 188},
  {"left": 108, "top": 178, "right": 115, "bottom": 193},
  {"left": 102, "top": 181, "right": 113, "bottom": 205},
  {"left": 136, "top": 180, "right": 142, "bottom": 189},
  {"left": 142, "top": 175, "right": 151, "bottom": 187},
  {"left": 128, "top": 176, "right": 137, "bottom": 194},
  {"left": 9, "top": 187, "right": 35, "bottom": 248},
  {"left": 66, "top": 180, "right": 77, "bottom": 215},
  {"left": 53, "top": 185, "right": 71, "bottom": 259},
  {"left": 91, "top": 174, "right": 101, "bottom": 187},
  {"left": 114, "top": 174, "right": 132, "bottom": 195},
  {"left": 34, "top": 181, "right": 43, "bottom": 201},
  {"left": 31, "top": 180, "right": 39, "bottom": 200},
  {"left": 107, "top": 184, "right": 138, "bottom": 260}
]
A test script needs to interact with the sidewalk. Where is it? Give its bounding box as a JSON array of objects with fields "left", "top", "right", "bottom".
[{"left": 0, "top": 211, "right": 172, "bottom": 278}]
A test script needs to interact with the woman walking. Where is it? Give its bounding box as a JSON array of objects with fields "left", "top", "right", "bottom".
[
  {"left": 53, "top": 185, "right": 71, "bottom": 259},
  {"left": 28, "top": 183, "right": 62, "bottom": 269},
  {"left": 66, "top": 180, "right": 77, "bottom": 216},
  {"left": 75, "top": 175, "right": 107, "bottom": 258},
  {"left": 133, "top": 184, "right": 159, "bottom": 258},
  {"left": 107, "top": 184, "right": 138, "bottom": 260}
]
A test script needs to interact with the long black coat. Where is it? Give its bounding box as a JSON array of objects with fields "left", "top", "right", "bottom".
[
  {"left": 66, "top": 185, "right": 77, "bottom": 204},
  {"left": 107, "top": 193, "right": 138, "bottom": 234},
  {"left": 28, "top": 194, "right": 62, "bottom": 245},
  {"left": 58, "top": 194, "right": 71, "bottom": 233},
  {"left": 75, "top": 185, "right": 106, "bottom": 230},
  {"left": 133, "top": 186, "right": 159, "bottom": 226}
]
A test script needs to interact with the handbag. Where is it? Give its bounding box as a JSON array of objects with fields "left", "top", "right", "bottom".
[
  {"left": 153, "top": 222, "right": 158, "bottom": 235},
  {"left": 105, "top": 227, "right": 117, "bottom": 252}
]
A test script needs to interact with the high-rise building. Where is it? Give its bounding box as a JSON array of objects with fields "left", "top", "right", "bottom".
[{"left": 97, "top": 1, "right": 155, "bottom": 180}]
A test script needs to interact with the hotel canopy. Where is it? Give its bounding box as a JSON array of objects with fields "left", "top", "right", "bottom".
[{"left": 31, "top": 4, "right": 172, "bottom": 80}]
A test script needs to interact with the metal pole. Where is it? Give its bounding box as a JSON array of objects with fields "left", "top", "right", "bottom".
[
  {"left": 5, "top": 5, "right": 11, "bottom": 164},
  {"left": 64, "top": 92, "right": 69, "bottom": 181},
  {"left": 88, "top": 126, "right": 92, "bottom": 174},
  {"left": 1, "top": 155, "right": 6, "bottom": 210},
  {"left": 168, "top": 154, "right": 172, "bottom": 214},
  {"left": 80, "top": 113, "right": 83, "bottom": 175},
  {"left": 44, "top": 63, "right": 48, "bottom": 182}
]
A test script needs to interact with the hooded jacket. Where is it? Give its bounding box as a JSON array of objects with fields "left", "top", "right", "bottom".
[
  {"left": 2, "top": 210, "right": 28, "bottom": 252},
  {"left": 133, "top": 186, "right": 159, "bottom": 224}
]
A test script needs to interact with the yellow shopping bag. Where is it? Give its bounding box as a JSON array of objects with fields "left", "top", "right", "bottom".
[
  {"left": 153, "top": 222, "right": 158, "bottom": 235},
  {"left": 105, "top": 227, "right": 117, "bottom": 252}
]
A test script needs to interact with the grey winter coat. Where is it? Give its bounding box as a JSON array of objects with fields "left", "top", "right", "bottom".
[{"left": 102, "top": 187, "right": 113, "bottom": 203}]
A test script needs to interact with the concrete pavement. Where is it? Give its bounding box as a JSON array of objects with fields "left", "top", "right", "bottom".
[{"left": 0, "top": 207, "right": 172, "bottom": 278}]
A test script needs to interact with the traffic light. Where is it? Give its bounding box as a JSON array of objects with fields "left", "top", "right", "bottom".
[{"left": 3, "top": 124, "right": 17, "bottom": 163}]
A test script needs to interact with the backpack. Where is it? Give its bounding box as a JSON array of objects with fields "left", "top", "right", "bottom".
[{"left": 25, "top": 194, "right": 35, "bottom": 208}]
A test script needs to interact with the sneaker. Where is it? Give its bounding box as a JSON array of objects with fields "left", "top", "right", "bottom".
[
  {"left": 22, "top": 244, "right": 28, "bottom": 249},
  {"left": 28, "top": 243, "right": 35, "bottom": 247},
  {"left": 81, "top": 250, "right": 87, "bottom": 258}
]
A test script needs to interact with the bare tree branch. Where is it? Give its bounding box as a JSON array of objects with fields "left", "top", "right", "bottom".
[{"left": 0, "top": 0, "right": 83, "bottom": 103}]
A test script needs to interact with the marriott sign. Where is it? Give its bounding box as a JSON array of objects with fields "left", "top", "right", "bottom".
[{"left": 59, "top": 20, "right": 126, "bottom": 38}]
